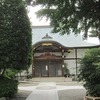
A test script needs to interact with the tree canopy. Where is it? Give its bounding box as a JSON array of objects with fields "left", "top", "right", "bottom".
[
  {"left": 0, "top": 0, "right": 32, "bottom": 75},
  {"left": 26, "top": 0, "right": 100, "bottom": 39},
  {"left": 78, "top": 48, "right": 100, "bottom": 96}
]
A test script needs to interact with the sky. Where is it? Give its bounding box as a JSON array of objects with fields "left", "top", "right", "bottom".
[
  {"left": 28, "top": 6, "right": 50, "bottom": 26},
  {"left": 28, "top": 6, "right": 100, "bottom": 45}
]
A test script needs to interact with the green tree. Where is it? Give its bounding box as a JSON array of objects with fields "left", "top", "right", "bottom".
[
  {"left": 27, "top": 0, "right": 100, "bottom": 40},
  {"left": 78, "top": 48, "right": 100, "bottom": 97},
  {"left": 0, "top": 0, "right": 32, "bottom": 76},
  {"left": 64, "top": 63, "right": 70, "bottom": 76}
]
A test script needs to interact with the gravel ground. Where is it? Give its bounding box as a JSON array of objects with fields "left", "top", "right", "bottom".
[
  {"left": 9, "top": 90, "right": 31, "bottom": 100},
  {"left": 58, "top": 89, "right": 86, "bottom": 100}
]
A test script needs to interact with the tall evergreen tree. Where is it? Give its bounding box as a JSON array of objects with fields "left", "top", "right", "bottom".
[
  {"left": 27, "top": 0, "right": 100, "bottom": 40},
  {"left": 0, "top": 0, "right": 32, "bottom": 75}
]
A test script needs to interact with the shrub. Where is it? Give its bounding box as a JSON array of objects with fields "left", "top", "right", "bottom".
[
  {"left": 4, "top": 69, "right": 18, "bottom": 79},
  {"left": 0, "top": 76, "right": 18, "bottom": 98},
  {"left": 78, "top": 48, "right": 100, "bottom": 97}
]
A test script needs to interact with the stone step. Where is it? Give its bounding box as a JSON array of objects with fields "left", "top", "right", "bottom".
[{"left": 29, "top": 77, "right": 72, "bottom": 82}]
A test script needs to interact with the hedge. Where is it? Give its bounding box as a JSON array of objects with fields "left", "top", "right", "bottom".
[{"left": 0, "top": 76, "right": 18, "bottom": 98}]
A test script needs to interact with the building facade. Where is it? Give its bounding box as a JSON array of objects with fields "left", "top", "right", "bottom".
[{"left": 27, "top": 26, "right": 99, "bottom": 77}]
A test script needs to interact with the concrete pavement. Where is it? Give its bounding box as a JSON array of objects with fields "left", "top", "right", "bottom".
[{"left": 10, "top": 77, "right": 86, "bottom": 100}]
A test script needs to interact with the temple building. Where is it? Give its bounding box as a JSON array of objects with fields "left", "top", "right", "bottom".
[{"left": 27, "top": 26, "right": 99, "bottom": 77}]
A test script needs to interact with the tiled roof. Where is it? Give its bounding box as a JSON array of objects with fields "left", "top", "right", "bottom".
[{"left": 32, "top": 26, "right": 99, "bottom": 48}]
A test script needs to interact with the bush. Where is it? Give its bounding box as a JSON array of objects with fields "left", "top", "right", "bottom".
[
  {"left": 0, "top": 76, "right": 18, "bottom": 98},
  {"left": 78, "top": 48, "right": 100, "bottom": 97},
  {"left": 4, "top": 69, "right": 18, "bottom": 79}
]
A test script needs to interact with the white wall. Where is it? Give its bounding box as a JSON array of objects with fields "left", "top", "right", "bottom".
[
  {"left": 64, "top": 60, "right": 76, "bottom": 74},
  {"left": 64, "top": 48, "right": 87, "bottom": 75},
  {"left": 77, "top": 49, "right": 87, "bottom": 58}
]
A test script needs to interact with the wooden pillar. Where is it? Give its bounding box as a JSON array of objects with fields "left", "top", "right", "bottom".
[
  {"left": 75, "top": 48, "right": 78, "bottom": 76},
  {"left": 62, "top": 49, "right": 65, "bottom": 77},
  {"left": 32, "top": 59, "right": 35, "bottom": 77}
]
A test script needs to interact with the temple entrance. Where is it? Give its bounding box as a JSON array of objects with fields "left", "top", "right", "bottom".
[
  {"left": 34, "top": 60, "right": 63, "bottom": 77},
  {"left": 32, "top": 34, "right": 67, "bottom": 77}
]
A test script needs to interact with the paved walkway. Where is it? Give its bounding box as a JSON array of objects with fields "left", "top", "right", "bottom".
[
  {"left": 26, "top": 82, "right": 59, "bottom": 100},
  {"left": 10, "top": 78, "right": 86, "bottom": 100},
  {"left": 17, "top": 82, "right": 86, "bottom": 100}
]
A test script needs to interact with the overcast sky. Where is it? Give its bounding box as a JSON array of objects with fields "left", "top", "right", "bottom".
[{"left": 28, "top": 6, "right": 50, "bottom": 26}]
